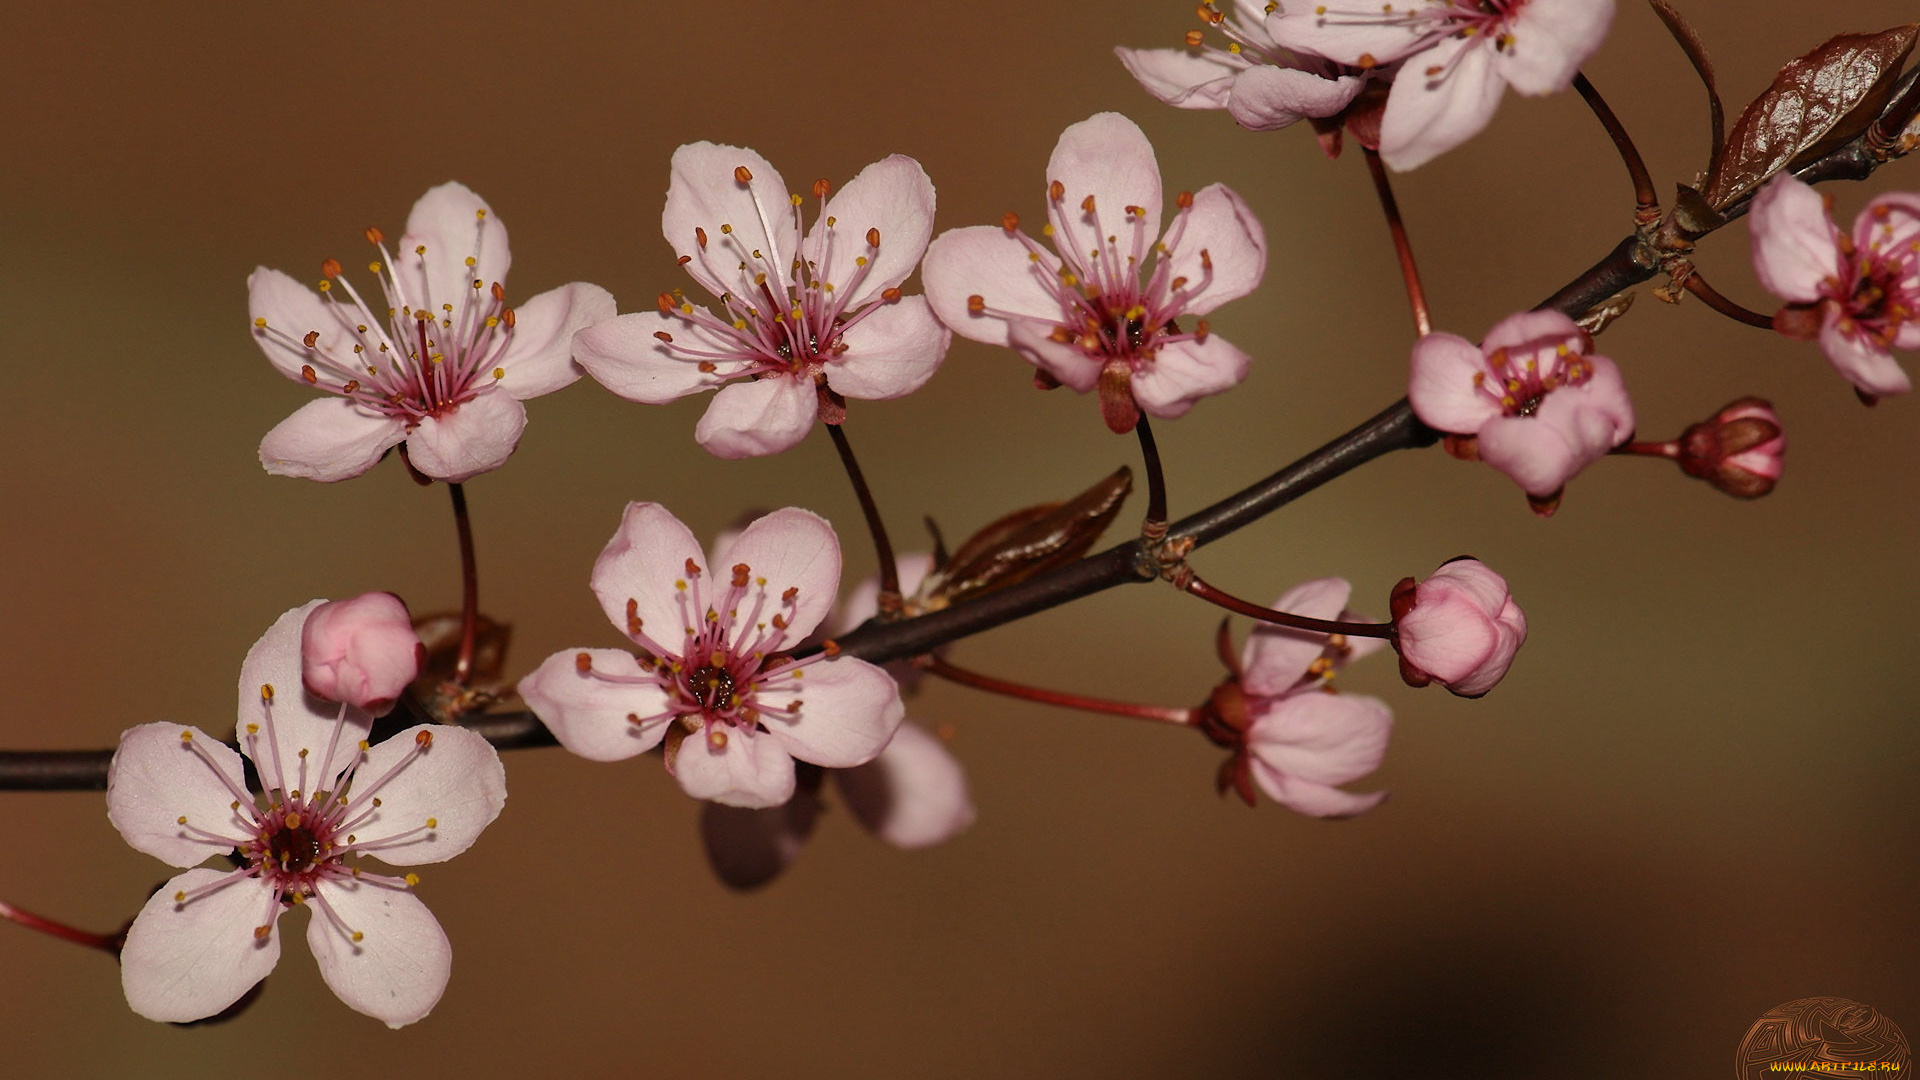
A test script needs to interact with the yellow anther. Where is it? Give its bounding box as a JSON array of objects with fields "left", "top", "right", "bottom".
[
  {"left": 493, "top": 366, "right": 506, "bottom": 380},
  {"left": 176, "top": 815, "right": 188, "bottom": 825},
  {"left": 426, "top": 817, "right": 438, "bottom": 829},
  {"left": 260, "top": 683, "right": 275, "bottom": 702},
  {"left": 285, "top": 812, "right": 301, "bottom": 829},
  {"left": 352, "top": 931, "right": 365, "bottom": 942},
  {"left": 174, "top": 891, "right": 186, "bottom": 903},
  {"left": 253, "top": 317, "right": 268, "bottom": 328},
  {"left": 404, "top": 873, "right": 420, "bottom": 887},
  {"left": 180, "top": 730, "right": 194, "bottom": 742}
]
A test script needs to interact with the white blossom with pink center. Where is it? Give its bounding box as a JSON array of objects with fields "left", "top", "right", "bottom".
[
  {"left": 920, "top": 112, "right": 1268, "bottom": 435},
  {"left": 518, "top": 503, "right": 905, "bottom": 808},
  {"left": 1116, "top": 0, "right": 1369, "bottom": 134},
  {"left": 1750, "top": 175, "right": 1920, "bottom": 399},
  {"left": 106, "top": 601, "right": 507, "bottom": 1028},
  {"left": 1409, "top": 309, "right": 1635, "bottom": 500},
  {"left": 248, "top": 182, "right": 615, "bottom": 483},
  {"left": 1202, "top": 578, "right": 1393, "bottom": 816},
  {"left": 1270, "top": 0, "right": 1614, "bottom": 170},
  {"left": 573, "top": 146, "right": 951, "bottom": 459}
]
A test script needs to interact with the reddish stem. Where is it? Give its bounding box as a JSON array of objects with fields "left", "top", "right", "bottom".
[
  {"left": 0, "top": 899, "right": 122, "bottom": 955},
  {"left": 827, "top": 421, "right": 902, "bottom": 615},
  {"left": 1682, "top": 271, "right": 1775, "bottom": 329},
  {"left": 925, "top": 655, "right": 1196, "bottom": 727},
  {"left": 1136, "top": 414, "right": 1169, "bottom": 536},
  {"left": 1573, "top": 72, "right": 1659, "bottom": 220},
  {"left": 448, "top": 482, "right": 481, "bottom": 686},
  {"left": 1182, "top": 572, "right": 1395, "bottom": 640},
  {"left": 1361, "top": 147, "right": 1432, "bottom": 337}
]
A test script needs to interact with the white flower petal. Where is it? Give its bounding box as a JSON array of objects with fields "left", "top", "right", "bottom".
[
  {"left": 394, "top": 182, "right": 511, "bottom": 323},
  {"left": 1131, "top": 334, "right": 1252, "bottom": 418},
  {"left": 1114, "top": 46, "right": 1242, "bottom": 111},
  {"left": 693, "top": 374, "right": 817, "bottom": 459},
  {"left": 1240, "top": 578, "right": 1353, "bottom": 696},
  {"left": 809, "top": 154, "right": 937, "bottom": 311},
  {"left": 343, "top": 725, "right": 505, "bottom": 867},
  {"left": 671, "top": 724, "right": 797, "bottom": 808},
  {"left": 108, "top": 723, "right": 252, "bottom": 867},
  {"left": 664, "top": 143, "right": 799, "bottom": 300},
  {"left": 308, "top": 879, "right": 451, "bottom": 1029},
  {"left": 826, "top": 296, "right": 951, "bottom": 400},
  {"left": 1045, "top": 113, "right": 1164, "bottom": 265},
  {"left": 402, "top": 390, "right": 528, "bottom": 483},
  {"left": 258, "top": 398, "right": 407, "bottom": 483},
  {"left": 121, "top": 868, "right": 280, "bottom": 1025},
  {"left": 590, "top": 501, "right": 707, "bottom": 653},
  {"left": 1163, "top": 183, "right": 1266, "bottom": 315},
  {"left": 237, "top": 602, "right": 373, "bottom": 798},
  {"left": 1378, "top": 35, "right": 1508, "bottom": 171},
  {"left": 495, "top": 282, "right": 617, "bottom": 399},
  {"left": 758, "top": 656, "right": 903, "bottom": 769},
  {"left": 921, "top": 225, "right": 1066, "bottom": 346},
  {"left": 835, "top": 722, "right": 975, "bottom": 849},
  {"left": 519, "top": 648, "right": 674, "bottom": 762},
  {"left": 575, "top": 310, "right": 750, "bottom": 404}
]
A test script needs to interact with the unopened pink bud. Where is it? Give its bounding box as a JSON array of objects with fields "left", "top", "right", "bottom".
[
  {"left": 301, "top": 593, "right": 425, "bottom": 712},
  {"left": 1677, "top": 397, "right": 1784, "bottom": 499},
  {"left": 1390, "top": 558, "right": 1527, "bottom": 698}
]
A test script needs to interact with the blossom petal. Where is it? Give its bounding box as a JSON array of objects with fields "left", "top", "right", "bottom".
[
  {"left": 496, "top": 282, "right": 617, "bottom": 399},
  {"left": 671, "top": 725, "right": 797, "bottom": 808},
  {"left": 248, "top": 267, "right": 361, "bottom": 384},
  {"left": 1045, "top": 113, "right": 1164, "bottom": 269},
  {"left": 921, "top": 225, "right": 1065, "bottom": 345},
  {"left": 810, "top": 154, "right": 937, "bottom": 311},
  {"left": 694, "top": 374, "right": 817, "bottom": 459},
  {"left": 699, "top": 793, "right": 821, "bottom": 891},
  {"left": 1241, "top": 578, "right": 1353, "bottom": 696},
  {"left": 1131, "top": 333, "right": 1252, "bottom": 418},
  {"left": 1268, "top": 7, "right": 1431, "bottom": 67},
  {"left": 108, "top": 724, "right": 252, "bottom": 867},
  {"left": 1494, "top": 0, "right": 1613, "bottom": 96},
  {"left": 1819, "top": 309, "right": 1912, "bottom": 396},
  {"left": 259, "top": 398, "right": 407, "bottom": 482},
  {"left": 1751, "top": 175, "right": 1846, "bottom": 304},
  {"left": 1247, "top": 691, "right": 1391, "bottom": 817},
  {"left": 1227, "top": 66, "right": 1364, "bottom": 131},
  {"left": 827, "top": 296, "right": 951, "bottom": 400},
  {"left": 664, "top": 142, "right": 799, "bottom": 301},
  {"left": 1007, "top": 317, "right": 1102, "bottom": 391},
  {"left": 308, "top": 879, "right": 451, "bottom": 1029},
  {"left": 575, "top": 310, "right": 750, "bottom": 404},
  {"left": 519, "top": 648, "right": 674, "bottom": 761},
  {"left": 713, "top": 507, "right": 843, "bottom": 643},
  {"left": 345, "top": 725, "right": 505, "bottom": 867},
  {"left": 402, "top": 389, "right": 528, "bottom": 483},
  {"left": 395, "top": 182, "right": 511, "bottom": 322},
  {"left": 238, "top": 602, "right": 373, "bottom": 798},
  {"left": 1480, "top": 308, "right": 1585, "bottom": 355},
  {"left": 122, "top": 868, "right": 280, "bottom": 1024},
  {"left": 1477, "top": 355, "right": 1633, "bottom": 496},
  {"left": 758, "top": 656, "right": 903, "bottom": 768},
  {"left": 1164, "top": 183, "right": 1266, "bottom": 315},
  {"left": 1408, "top": 331, "right": 1502, "bottom": 433},
  {"left": 1114, "top": 47, "right": 1241, "bottom": 110},
  {"left": 590, "top": 501, "right": 707, "bottom": 652},
  {"left": 835, "top": 721, "right": 975, "bottom": 849},
  {"left": 1378, "top": 35, "right": 1508, "bottom": 171}
]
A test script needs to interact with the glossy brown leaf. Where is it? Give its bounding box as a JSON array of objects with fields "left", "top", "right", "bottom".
[
  {"left": 920, "top": 466, "right": 1132, "bottom": 609},
  {"left": 1702, "top": 25, "right": 1917, "bottom": 210}
]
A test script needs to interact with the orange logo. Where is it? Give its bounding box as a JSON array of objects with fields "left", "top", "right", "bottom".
[{"left": 1737, "top": 997, "right": 1910, "bottom": 1077}]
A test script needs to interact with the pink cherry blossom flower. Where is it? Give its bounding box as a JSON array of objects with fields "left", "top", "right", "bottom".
[
  {"left": 1750, "top": 174, "right": 1920, "bottom": 399},
  {"left": 1200, "top": 578, "right": 1394, "bottom": 816},
  {"left": 1390, "top": 558, "right": 1526, "bottom": 697},
  {"left": 518, "top": 503, "right": 905, "bottom": 808},
  {"left": 574, "top": 147, "right": 951, "bottom": 459},
  {"left": 302, "top": 592, "right": 426, "bottom": 713},
  {"left": 1270, "top": 0, "right": 1614, "bottom": 170},
  {"left": 1409, "top": 309, "right": 1635, "bottom": 502},
  {"left": 1116, "top": 1, "right": 1369, "bottom": 141},
  {"left": 249, "top": 182, "right": 614, "bottom": 483},
  {"left": 106, "top": 601, "right": 506, "bottom": 1027},
  {"left": 920, "top": 112, "right": 1267, "bottom": 434}
]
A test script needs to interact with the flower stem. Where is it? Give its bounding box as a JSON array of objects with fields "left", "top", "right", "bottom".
[
  {"left": 448, "top": 481, "right": 480, "bottom": 686},
  {"left": 826, "top": 421, "right": 901, "bottom": 616},
  {"left": 1573, "top": 72, "right": 1659, "bottom": 221},
  {"left": 1612, "top": 440, "right": 1682, "bottom": 459},
  {"left": 924, "top": 655, "right": 1196, "bottom": 727},
  {"left": 0, "top": 899, "right": 122, "bottom": 955},
  {"left": 1361, "top": 146, "right": 1432, "bottom": 337},
  {"left": 1180, "top": 570, "right": 1395, "bottom": 640},
  {"left": 1135, "top": 414, "right": 1169, "bottom": 538},
  {"left": 1681, "top": 271, "right": 1775, "bottom": 329}
]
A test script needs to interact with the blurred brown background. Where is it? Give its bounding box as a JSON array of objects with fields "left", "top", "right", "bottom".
[{"left": 1, "top": 1, "right": 1915, "bottom": 1076}]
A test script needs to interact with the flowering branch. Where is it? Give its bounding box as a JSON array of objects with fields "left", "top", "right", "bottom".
[{"left": 2, "top": 66, "right": 1915, "bottom": 792}]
